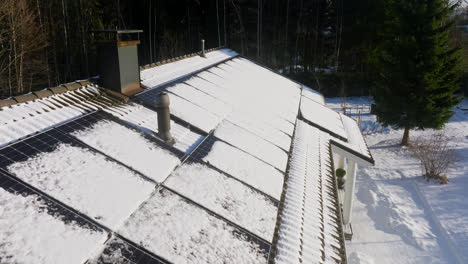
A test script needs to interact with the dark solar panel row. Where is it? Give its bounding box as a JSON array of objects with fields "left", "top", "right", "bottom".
[{"left": 0, "top": 128, "right": 79, "bottom": 168}]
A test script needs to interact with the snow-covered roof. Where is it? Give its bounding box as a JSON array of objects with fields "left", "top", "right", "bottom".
[{"left": 0, "top": 48, "right": 372, "bottom": 263}]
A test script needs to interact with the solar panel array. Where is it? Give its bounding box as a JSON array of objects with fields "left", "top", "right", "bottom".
[
  {"left": 0, "top": 53, "right": 354, "bottom": 263},
  {"left": 0, "top": 110, "right": 282, "bottom": 263}
]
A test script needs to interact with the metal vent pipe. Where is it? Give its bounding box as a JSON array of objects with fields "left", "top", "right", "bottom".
[
  {"left": 201, "top": 39, "right": 206, "bottom": 57},
  {"left": 155, "top": 92, "right": 174, "bottom": 145}
]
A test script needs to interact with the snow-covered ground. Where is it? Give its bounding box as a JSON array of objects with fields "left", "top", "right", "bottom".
[{"left": 326, "top": 97, "right": 468, "bottom": 264}]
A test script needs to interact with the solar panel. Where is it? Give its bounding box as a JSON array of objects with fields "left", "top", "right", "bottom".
[
  {"left": 135, "top": 87, "right": 222, "bottom": 133},
  {"left": 187, "top": 135, "right": 284, "bottom": 200},
  {"left": 119, "top": 188, "right": 270, "bottom": 264},
  {"left": 0, "top": 128, "right": 76, "bottom": 168},
  {"left": 164, "top": 160, "right": 279, "bottom": 241},
  {"left": 90, "top": 237, "right": 169, "bottom": 264},
  {"left": 300, "top": 96, "right": 348, "bottom": 140},
  {"left": 214, "top": 120, "right": 289, "bottom": 172},
  {"left": 0, "top": 128, "right": 156, "bottom": 230},
  {"left": 56, "top": 110, "right": 184, "bottom": 158},
  {"left": 0, "top": 170, "right": 108, "bottom": 263},
  {"left": 55, "top": 111, "right": 183, "bottom": 183}
]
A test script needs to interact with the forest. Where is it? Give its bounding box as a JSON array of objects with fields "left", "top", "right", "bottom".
[{"left": 0, "top": 0, "right": 467, "bottom": 99}]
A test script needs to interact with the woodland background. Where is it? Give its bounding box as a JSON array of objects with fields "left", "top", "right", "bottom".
[{"left": 1, "top": 0, "right": 467, "bottom": 99}]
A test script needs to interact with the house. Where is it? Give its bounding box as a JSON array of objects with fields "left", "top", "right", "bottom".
[{"left": 0, "top": 32, "right": 373, "bottom": 264}]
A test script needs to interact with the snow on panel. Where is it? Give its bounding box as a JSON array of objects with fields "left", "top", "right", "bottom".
[
  {"left": 193, "top": 58, "right": 301, "bottom": 125},
  {"left": 202, "top": 140, "right": 284, "bottom": 199},
  {"left": 164, "top": 162, "right": 278, "bottom": 241},
  {"left": 214, "top": 120, "right": 288, "bottom": 172},
  {"left": 184, "top": 76, "right": 231, "bottom": 103},
  {"left": 226, "top": 112, "right": 292, "bottom": 151},
  {"left": 104, "top": 103, "right": 204, "bottom": 154},
  {"left": 140, "top": 49, "right": 238, "bottom": 89},
  {"left": 302, "top": 85, "right": 325, "bottom": 105},
  {"left": 166, "top": 82, "right": 231, "bottom": 118},
  {"left": 7, "top": 143, "right": 155, "bottom": 229},
  {"left": 168, "top": 93, "right": 223, "bottom": 132},
  {"left": 274, "top": 120, "right": 344, "bottom": 264},
  {"left": 300, "top": 96, "right": 348, "bottom": 140},
  {"left": 339, "top": 113, "right": 372, "bottom": 160},
  {"left": 71, "top": 119, "right": 180, "bottom": 183},
  {"left": 136, "top": 89, "right": 222, "bottom": 133},
  {"left": 119, "top": 189, "right": 268, "bottom": 264},
  {"left": 0, "top": 187, "right": 106, "bottom": 264}
]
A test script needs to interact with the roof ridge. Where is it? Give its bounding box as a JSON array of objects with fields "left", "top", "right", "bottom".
[{"left": 139, "top": 46, "right": 227, "bottom": 71}]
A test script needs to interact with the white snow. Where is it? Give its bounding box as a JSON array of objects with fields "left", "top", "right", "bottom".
[
  {"left": 0, "top": 187, "right": 107, "bottom": 264},
  {"left": 119, "top": 189, "right": 268, "bottom": 264},
  {"left": 166, "top": 92, "right": 223, "bottom": 133},
  {"left": 0, "top": 93, "right": 87, "bottom": 147},
  {"left": 167, "top": 82, "right": 231, "bottom": 118},
  {"left": 140, "top": 49, "right": 238, "bottom": 89},
  {"left": 71, "top": 119, "right": 180, "bottom": 182},
  {"left": 300, "top": 96, "right": 348, "bottom": 140},
  {"left": 7, "top": 143, "right": 155, "bottom": 229},
  {"left": 203, "top": 140, "right": 284, "bottom": 199},
  {"left": 214, "top": 120, "right": 289, "bottom": 172},
  {"left": 103, "top": 103, "right": 204, "bottom": 154},
  {"left": 275, "top": 120, "right": 344, "bottom": 264},
  {"left": 337, "top": 113, "right": 372, "bottom": 160},
  {"left": 226, "top": 111, "right": 292, "bottom": 151},
  {"left": 302, "top": 85, "right": 325, "bottom": 105},
  {"left": 164, "top": 162, "right": 278, "bottom": 241},
  {"left": 326, "top": 97, "right": 468, "bottom": 264}
]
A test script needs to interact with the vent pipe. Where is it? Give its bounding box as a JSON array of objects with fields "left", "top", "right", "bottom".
[
  {"left": 201, "top": 39, "right": 206, "bottom": 57},
  {"left": 155, "top": 92, "right": 174, "bottom": 145}
]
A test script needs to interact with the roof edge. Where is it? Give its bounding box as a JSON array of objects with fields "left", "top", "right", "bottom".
[{"left": 0, "top": 80, "right": 94, "bottom": 108}]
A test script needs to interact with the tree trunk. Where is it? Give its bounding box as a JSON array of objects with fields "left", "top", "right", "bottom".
[{"left": 402, "top": 127, "right": 410, "bottom": 146}]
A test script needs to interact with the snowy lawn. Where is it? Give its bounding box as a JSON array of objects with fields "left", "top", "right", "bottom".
[{"left": 326, "top": 97, "right": 468, "bottom": 264}]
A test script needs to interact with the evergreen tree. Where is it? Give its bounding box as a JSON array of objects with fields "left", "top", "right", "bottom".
[{"left": 371, "top": 0, "right": 462, "bottom": 146}]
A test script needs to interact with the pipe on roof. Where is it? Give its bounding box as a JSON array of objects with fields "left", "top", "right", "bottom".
[{"left": 155, "top": 92, "right": 175, "bottom": 145}]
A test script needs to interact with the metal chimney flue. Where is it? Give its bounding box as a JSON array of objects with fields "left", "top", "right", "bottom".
[
  {"left": 201, "top": 39, "right": 206, "bottom": 57},
  {"left": 155, "top": 92, "right": 174, "bottom": 145},
  {"left": 93, "top": 29, "right": 143, "bottom": 96}
]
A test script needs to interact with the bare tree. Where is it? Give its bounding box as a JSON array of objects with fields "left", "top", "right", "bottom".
[{"left": 0, "top": 0, "right": 47, "bottom": 97}]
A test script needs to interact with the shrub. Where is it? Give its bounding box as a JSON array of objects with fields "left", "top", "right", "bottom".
[
  {"left": 335, "top": 168, "right": 346, "bottom": 178},
  {"left": 409, "top": 132, "right": 457, "bottom": 184}
]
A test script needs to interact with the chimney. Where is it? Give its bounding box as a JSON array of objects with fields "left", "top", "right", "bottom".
[
  {"left": 155, "top": 92, "right": 174, "bottom": 145},
  {"left": 93, "top": 29, "right": 143, "bottom": 96},
  {"left": 201, "top": 39, "right": 206, "bottom": 57}
]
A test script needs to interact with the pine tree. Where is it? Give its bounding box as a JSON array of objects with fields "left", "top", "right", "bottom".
[{"left": 371, "top": 0, "right": 462, "bottom": 146}]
